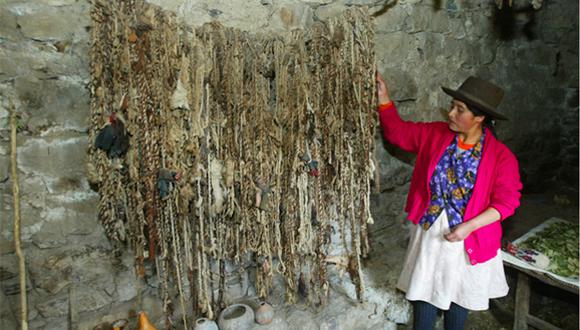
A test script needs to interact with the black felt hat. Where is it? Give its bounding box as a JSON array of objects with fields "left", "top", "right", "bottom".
[{"left": 442, "top": 76, "right": 508, "bottom": 120}]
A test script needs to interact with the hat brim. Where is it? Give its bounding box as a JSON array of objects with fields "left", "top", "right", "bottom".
[{"left": 442, "top": 86, "right": 508, "bottom": 120}]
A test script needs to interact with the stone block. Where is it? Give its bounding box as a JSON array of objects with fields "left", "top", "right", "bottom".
[
  {"left": 465, "top": 12, "right": 492, "bottom": 39},
  {"left": 20, "top": 175, "right": 49, "bottom": 210},
  {"left": 446, "top": 16, "right": 466, "bottom": 39},
  {"left": 0, "top": 40, "right": 88, "bottom": 81},
  {"left": 115, "top": 271, "right": 138, "bottom": 302},
  {"left": 0, "top": 155, "right": 8, "bottom": 184},
  {"left": 250, "top": 316, "right": 289, "bottom": 330},
  {"left": 37, "top": 0, "right": 79, "bottom": 5},
  {"left": 299, "top": 0, "right": 333, "bottom": 4},
  {"left": 150, "top": 0, "right": 272, "bottom": 32},
  {"left": 26, "top": 246, "right": 119, "bottom": 299},
  {"left": 0, "top": 207, "right": 39, "bottom": 243},
  {"left": 0, "top": 232, "right": 15, "bottom": 255},
  {"left": 379, "top": 67, "right": 418, "bottom": 102},
  {"left": 0, "top": 47, "right": 22, "bottom": 82},
  {"left": 145, "top": 0, "right": 181, "bottom": 12},
  {"left": 270, "top": 4, "right": 314, "bottom": 31},
  {"left": 373, "top": 4, "right": 408, "bottom": 34},
  {"left": 457, "top": 0, "right": 490, "bottom": 11},
  {"left": 14, "top": 76, "right": 90, "bottom": 133},
  {"left": 17, "top": 134, "right": 88, "bottom": 179},
  {"left": 374, "top": 32, "right": 421, "bottom": 69},
  {"left": 46, "top": 176, "right": 97, "bottom": 200},
  {"left": 14, "top": 3, "right": 89, "bottom": 41},
  {"left": 36, "top": 293, "right": 69, "bottom": 317},
  {"left": 37, "top": 286, "right": 111, "bottom": 317},
  {"left": 314, "top": 2, "right": 348, "bottom": 21},
  {"left": 0, "top": 292, "right": 17, "bottom": 330},
  {"left": 65, "top": 227, "right": 111, "bottom": 251},
  {"left": 28, "top": 251, "right": 74, "bottom": 295},
  {"left": 344, "top": 0, "right": 387, "bottom": 5},
  {"left": 375, "top": 143, "right": 413, "bottom": 190},
  {"left": 32, "top": 205, "right": 98, "bottom": 249},
  {"left": 406, "top": 5, "right": 449, "bottom": 33},
  {"left": 27, "top": 317, "right": 48, "bottom": 330},
  {"left": 539, "top": 1, "right": 578, "bottom": 31},
  {"left": 284, "top": 309, "right": 318, "bottom": 330},
  {"left": 398, "top": 0, "right": 423, "bottom": 4},
  {"left": 413, "top": 31, "right": 446, "bottom": 63},
  {"left": 0, "top": 254, "right": 18, "bottom": 283},
  {"left": 76, "top": 300, "right": 137, "bottom": 330},
  {"left": 0, "top": 7, "right": 20, "bottom": 41},
  {"left": 0, "top": 261, "right": 32, "bottom": 296}
]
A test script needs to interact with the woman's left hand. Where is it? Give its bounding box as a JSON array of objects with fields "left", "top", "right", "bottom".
[{"left": 444, "top": 222, "right": 474, "bottom": 242}]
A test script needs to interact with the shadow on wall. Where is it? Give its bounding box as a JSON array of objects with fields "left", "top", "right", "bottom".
[
  {"left": 381, "top": 138, "right": 417, "bottom": 168},
  {"left": 492, "top": 2, "right": 538, "bottom": 41},
  {"left": 371, "top": 0, "right": 398, "bottom": 18}
]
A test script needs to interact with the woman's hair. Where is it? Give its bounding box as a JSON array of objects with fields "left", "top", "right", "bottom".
[{"left": 468, "top": 105, "right": 497, "bottom": 136}]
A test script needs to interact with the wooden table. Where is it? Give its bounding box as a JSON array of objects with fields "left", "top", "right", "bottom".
[{"left": 504, "top": 261, "right": 579, "bottom": 330}]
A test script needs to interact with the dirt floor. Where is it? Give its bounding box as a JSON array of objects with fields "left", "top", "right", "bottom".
[{"left": 391, "top": 190, "right": 580, "bottom": 330}]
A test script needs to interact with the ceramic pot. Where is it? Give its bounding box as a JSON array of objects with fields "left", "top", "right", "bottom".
[
  {"left": 193, "top": 318, "right": 218, "bottom": 330},
  {"left": 255, "top": 301, "right": 274, "bottom": 325},
  {"left": 218, "top": 304, "right": 254, "bottom": 330}
]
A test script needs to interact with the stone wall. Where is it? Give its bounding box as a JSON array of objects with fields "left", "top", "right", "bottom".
[{"left": 0, "top": 0, "right": 577, "bottom": 328}]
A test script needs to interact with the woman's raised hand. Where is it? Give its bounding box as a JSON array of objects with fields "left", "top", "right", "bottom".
[{"left": 376, "top": 72, "right": 392, "bottom": 106}]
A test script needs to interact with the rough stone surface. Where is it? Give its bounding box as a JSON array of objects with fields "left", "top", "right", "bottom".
[
  {"left": 315, "top": 2, "right": 349, "bottom": 21},
  {"left": 0, "top": 0, "right": 577, "bottom": 329},
  {"left": 115, "top": 271, "right": 139, "bottom": 302},
  {"left": 0, "top": 9, "right": 20, "bottom": 41},
  {"left": 0, "top": 294, "right": 18, "bottom": 330},
  {"left": 14, "top": 76, "right": 90, "bottom": 133},
  {"left": 36, "top": 286, "right": 111, "bottom": 318},
  {"left": 270, "top": 4, "right": 315, "bottom": 32},
  {"left": 17, "top": 135, "right": 88, "bottom": 178},
  {"left": 147, "top": 0, "right": 272, "bottom": 31},
  {"left": 13, "top": 4, "right": 90, "bottom": 41},
  {"left": 0, "top": 154, "right": 8, "bottom": 183}
]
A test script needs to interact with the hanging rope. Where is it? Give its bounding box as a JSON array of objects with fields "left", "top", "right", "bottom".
[{"left": 88, "top": 0, "right": 376, "bottom": 325}]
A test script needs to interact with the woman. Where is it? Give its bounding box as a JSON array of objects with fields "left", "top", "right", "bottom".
[{"left": 375, "top": 73, "right": 522, "bottom": 330}]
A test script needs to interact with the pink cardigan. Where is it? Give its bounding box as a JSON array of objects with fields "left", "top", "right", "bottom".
[{"left": 378, "top": 102, "right": 522, "bottom": 265}]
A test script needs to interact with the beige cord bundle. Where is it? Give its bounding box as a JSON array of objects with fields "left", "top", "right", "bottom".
[{"left": 88, "top": 0, "right": 376, "bottom": 325}]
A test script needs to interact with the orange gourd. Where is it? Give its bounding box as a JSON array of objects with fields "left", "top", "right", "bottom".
[{"left": 138, "top": 312, "right": 156, "bottom": 330}]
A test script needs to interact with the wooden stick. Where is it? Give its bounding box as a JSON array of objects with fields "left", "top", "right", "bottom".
[{"left": 10, "top": 99, "right": 28, "bottom": 330}]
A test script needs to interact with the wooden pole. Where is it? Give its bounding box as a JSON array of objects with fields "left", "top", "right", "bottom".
[
  {"left": 513, "top": 272, "right": 530, "bottom": 330},
  {"left": 10, "top": 99, "right": 28, "bottom": 330}
]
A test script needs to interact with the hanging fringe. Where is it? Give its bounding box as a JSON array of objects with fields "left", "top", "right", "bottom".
[{"left": 89, "top": 0, "right": 376, "bottom": 324}]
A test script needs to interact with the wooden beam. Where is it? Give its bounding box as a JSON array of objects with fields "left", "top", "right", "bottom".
[{"left": 527, "top": 314, "right": 562, "bottom": 330}]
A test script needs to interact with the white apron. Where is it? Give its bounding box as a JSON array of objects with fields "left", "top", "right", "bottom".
[{"left": 396, "top": 210, "right": 509, "bottom": 311}]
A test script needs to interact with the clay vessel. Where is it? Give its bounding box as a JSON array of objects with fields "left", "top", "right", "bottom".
[
  {"left": 193, "top": 317, "right": 218, "bottom": 330},
  {"left": 255, "top": 301, "right": 274, "bottom": 325},
  {"left": 218, "top": 304, "right": 254, "bottom": 330}
]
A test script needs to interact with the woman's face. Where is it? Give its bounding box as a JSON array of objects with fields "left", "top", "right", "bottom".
[{"left": 447, "top": 99, "right": 484, "bottom": 133}]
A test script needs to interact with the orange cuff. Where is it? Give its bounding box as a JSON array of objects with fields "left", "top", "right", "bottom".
[{"left": 378, "top": 101, "right": 393, "bottom": 112}]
